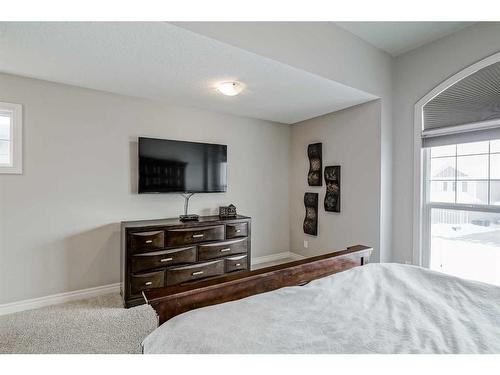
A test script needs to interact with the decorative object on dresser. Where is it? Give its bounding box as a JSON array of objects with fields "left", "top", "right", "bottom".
[
  {"left": 219, "top": 204, "right": 237, "bottom": 218},
  {"left": 121, "top": 215, "right": 251, "bottom": 307},
  {"left": 179, "top": 193, "right": 199, "bottom": 222},
  {"left": 324, "top": 166, "right": 341, "bottom": 212},
  {"left": 303, "top": 192, "right": 318, "bottom": 236},
  {"left": 307, "top": 142, "right": 322, "bottom": 186}
]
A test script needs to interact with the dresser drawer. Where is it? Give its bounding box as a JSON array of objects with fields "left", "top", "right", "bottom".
[
  {"left": 198, "top": 238, "right": 247, "bottom": 261},
  {"left": 225, "top": 255, "right": 248, "bottom": 273},
  {"left": 226, "top": 222, "right": 248, "bottom": 239},
  {"left": 129, "top": 230, "right": 164, "bottom": 253},
  {"left": 130, "top": 271, "right": 165, "bottom": 295},
  {"left": 165, "top": 225, "right": 224, "bottom": 247},
  {"left": 131, "top": 246, "right": 197, "bottom": 273},
  {"left": 166, "top": 260, "right": 224, "bottom": 286}
]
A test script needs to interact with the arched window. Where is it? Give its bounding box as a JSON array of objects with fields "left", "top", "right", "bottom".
[{"left": 414, "top": 53, "right": 500, "bottom": 286}]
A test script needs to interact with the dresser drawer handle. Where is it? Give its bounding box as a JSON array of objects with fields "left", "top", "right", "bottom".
[
  {"left": 160, "top": 257, "right": 173, "bottom": 262},
  {"left": 144, "top": 281, "right": 153, "bottom": 286},
  {"left": 192, "top": 234, "right": 204, "bottom": 238},
  {"left": 192, "top": 271, "right": 204, "bottom": 276},
  {"left": 235, "top": 263, "right": 241, "bottom": 267},
  {"left": 220, "top": 248, "right": 231, "bottom": 253},
  {"left": 145, "top": 240, "right": 153, "bottom": 244}
]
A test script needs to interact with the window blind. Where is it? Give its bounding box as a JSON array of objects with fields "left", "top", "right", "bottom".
[{"left": 422, "top": 61, "right": 500, "bottom": 147}]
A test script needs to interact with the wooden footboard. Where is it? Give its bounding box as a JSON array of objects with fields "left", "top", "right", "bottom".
[{"left": 144, "top": 245, "right": 372, "bottom": 325}]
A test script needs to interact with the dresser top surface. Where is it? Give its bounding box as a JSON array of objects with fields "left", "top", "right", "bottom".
[{"left": 122, "top": 214, "right": 250, "bottom": 229}]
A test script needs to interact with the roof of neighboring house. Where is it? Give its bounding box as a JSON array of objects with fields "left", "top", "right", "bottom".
[{"left": 433, "top": 166, "right": 468, "bottom": 179}]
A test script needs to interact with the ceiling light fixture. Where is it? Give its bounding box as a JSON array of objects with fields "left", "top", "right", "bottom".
[{"left": 216, "top": 81, "right": 245, "bottom": 96}]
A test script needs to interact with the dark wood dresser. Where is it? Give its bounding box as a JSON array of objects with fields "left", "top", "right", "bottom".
[{"left": 121, "top": 215, "right": 251, "bottom": 307}]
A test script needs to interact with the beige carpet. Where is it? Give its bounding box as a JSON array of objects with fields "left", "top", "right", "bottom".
[{"left": 0, "top": 293, "right": 158, "bottom": 354}]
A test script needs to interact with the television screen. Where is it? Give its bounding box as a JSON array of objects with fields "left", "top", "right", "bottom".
[{"left": 138, "top": 137, "right": 227, "bottom": 193}]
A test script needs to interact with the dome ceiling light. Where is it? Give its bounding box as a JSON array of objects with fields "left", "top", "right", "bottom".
[{"left": 216, "top": 81, "right": 245, "bottom": 96}]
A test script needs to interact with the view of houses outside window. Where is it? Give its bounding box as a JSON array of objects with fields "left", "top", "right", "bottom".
[{"left": 428, "top": 140, "right": 500, "bottom": 286}]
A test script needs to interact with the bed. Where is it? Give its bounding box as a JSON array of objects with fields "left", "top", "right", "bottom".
[{"left": 141, "top": 245, "right": 500, "bottom": 354}]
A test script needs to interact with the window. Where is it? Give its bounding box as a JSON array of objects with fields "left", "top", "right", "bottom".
[
  {"left": 0, "top": 102, "right": 22, "bottom": 174},
  {"left": 429, "top": 141, "right": 499, "bottom": 206},
  {"left": 424, "top": 140, "right": 500, "bottom": 285},
  {"left": 415, "top": 55, "right": 500, "bottom": 285}
]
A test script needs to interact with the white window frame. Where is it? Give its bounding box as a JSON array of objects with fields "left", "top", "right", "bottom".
[
  {"left": 420, "top": 144, "right": 500, "bottom": 268},
  {"left": 413, "top": 51, "right": 500, "bottom": 266},
  {"left": 0, "top": 101, "right": 22, "bottom": 174}
]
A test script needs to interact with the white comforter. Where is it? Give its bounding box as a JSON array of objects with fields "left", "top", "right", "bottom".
[{"left": 142, "top": 263, "right": 500, "bottom": 353}]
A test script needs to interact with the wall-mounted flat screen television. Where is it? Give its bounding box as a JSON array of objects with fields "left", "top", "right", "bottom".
[{"left": 138, "top": 137, "right": 227, "bottom": 193}]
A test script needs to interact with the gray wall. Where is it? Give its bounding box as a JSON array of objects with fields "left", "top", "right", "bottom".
[
  {"left": 177, "top": 22, "right": 393, "bottom": 262},
  {"left": 0, "top": 73, "right": 291, "bottom": 304},
  {"left": 290, "top": 101, "right": 381, "bottom": 261},
  {"left": 392, "top": 22, "right": 500, "bottom": 263},
  {"left": 2, "top": 23, "right": 499, "bottom": 333}
]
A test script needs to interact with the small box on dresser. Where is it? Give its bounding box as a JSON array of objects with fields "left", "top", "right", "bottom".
[{"left": 120, "top": 215, "right": 251, "bottom": 307}]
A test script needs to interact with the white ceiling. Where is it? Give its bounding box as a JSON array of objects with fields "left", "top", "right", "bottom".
[
  {"left": 0, "top": 22, "right": 376, "bottom": 124},
  {"left": 335, "top": 22, "right": 474, "bottom": 57}
]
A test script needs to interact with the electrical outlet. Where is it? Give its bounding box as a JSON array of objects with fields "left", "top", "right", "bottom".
[
  {"left": 404, "top": 260, "right": 412, "bottom": 265},
  {"left": 303, "top": 240, "right": 308, "bottom": 249}
]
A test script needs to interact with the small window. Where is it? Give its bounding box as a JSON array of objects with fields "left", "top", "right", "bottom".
[{"left": 0, "top": 102, "right": 22, "bottom": 174}]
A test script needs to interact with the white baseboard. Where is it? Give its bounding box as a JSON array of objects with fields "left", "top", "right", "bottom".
[
  {"left": 288, "top": 252, "right": 306, "bottom": 261},
  {"left": 0, "top": 252, "right": 306, "bottom": 317},
  {"left": 252, "top": 251, "right": 305, "bottom": 265},
  {"left": 0, "top": 283, "right": 121, "bottom": 317}
]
